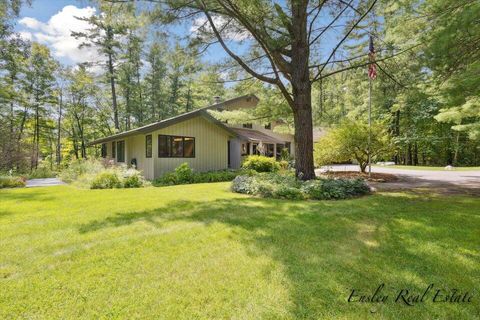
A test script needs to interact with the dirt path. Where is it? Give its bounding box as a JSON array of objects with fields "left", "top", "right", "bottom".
[{"left": 316, "top": 165, "right": 480, "bottom": 195}]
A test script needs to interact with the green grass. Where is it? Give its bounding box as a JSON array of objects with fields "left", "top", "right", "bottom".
[
  {"left": 374, "top": 165, "right": 480, "bottom": 171},
  {"left": 1, "top": 184, "right": 479, "bottom": 319}
]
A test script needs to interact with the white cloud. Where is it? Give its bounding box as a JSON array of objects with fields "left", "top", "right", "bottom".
[
  {"left": 17, "top": 31, "right": 33, "bottom": 41},
  {"left": 190, "top": 16, "right": 251, "bottom": 41},
  {"left": 18, "top": 5, "right": 102, "bottom": 65}
]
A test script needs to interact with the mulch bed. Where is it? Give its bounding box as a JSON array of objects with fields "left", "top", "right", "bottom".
[{"left": 320, "top": 171, "right": 399, "bottom": 183}]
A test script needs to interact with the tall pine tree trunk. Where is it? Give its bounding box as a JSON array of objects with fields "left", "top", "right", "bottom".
[
  {"left": 291, "top": 0, "right": 315, "bottom": 180},
  {"left": 453, "top": 131, "right": 460, "bottom": 166},
  {"left": 107, "top": 51, "right": 119, "bottom": 131},
  {"left": 56, "top": 91, "right": 62, "bottom": 166}
]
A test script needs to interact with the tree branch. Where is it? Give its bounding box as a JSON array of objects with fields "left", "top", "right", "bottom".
[
  {"left": 314, "top": 0, "right": 378, "bottom": 80},
  {"left": 199, "top": 3, "right": 278, "bottom": 85}
]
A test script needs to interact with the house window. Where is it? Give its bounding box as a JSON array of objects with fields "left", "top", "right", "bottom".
[
  {"left": 276, "top": 144, "right": 284, "bottom": 159},
  {"left": 112, "top": 141, "right": 116, "bottom": 159},
  {"left": 242, "top": 123, "right": 252, "bottom": 129},
  {"left": 264, "top": 123, "right": 272, "bottom": 130},
  {"left": 285, "top": 142, "right": 291, "bottom": 154},
  {"left": 252, "top": 143, "right": 258, "bottom": 155},
  {"left": 266, "top": 144, "right": 275, "bottom": 157},
  {"left": 145, "top": 135, "right": 152, "bottom": 158},
  {"left": 116, "top": 140, "right": 125, "bottom": 162},
  {"left": 241, "top": 142, "right": 250, "bottom": 156},
  {"left": 101, "top": 143, "right": 107, "bottom": 158},
  {"left": 158, "top": 135, "right": 195, "bottom": 158},
  {"left": 184, "top": 137, "right": 195, "bottom": 157}
]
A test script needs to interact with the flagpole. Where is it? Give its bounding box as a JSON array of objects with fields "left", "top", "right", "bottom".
[{"left": 368, "top": 76, "right": 372, "bottom": 178}]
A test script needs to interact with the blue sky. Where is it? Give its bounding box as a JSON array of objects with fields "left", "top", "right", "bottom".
[
  {"left": 14, "top": 0, "right": 360, "bottom": 75},
  {"left": 15, "top": 0, "right": 230, "bottom": 67}
]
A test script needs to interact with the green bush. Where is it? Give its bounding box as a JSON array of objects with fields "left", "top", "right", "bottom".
[
  {"left": 231, "top": 175, "right": 260, "bottom": 194},
  {"left": 273, "top": 185, "right": 304, "bottom": 200},
  {"left": 60, "top": 159, "right": 104, "bottom": 183},
  {"left": 28, "top": 165, "right": 57, "bottom": 179},
  {"left": 231, "top": 173, "right": 370, "bottom": 200},
  {"left": 242, "top": 155, "right": 280, "bottom": 172},
  {"left": 123, "top": 169, "right": 146, "bottom": 188},
  {"left": 90, "top": 170, "right": 122, "bottom": 189},
  {"left": 60, "top": 158, "right": 147, "bottom": 189},
  {"left": 302, "top": 178, "right": 371, "bottom": 200},
  {"left": 0, "top": 176, "right": 26, "bottom": 188},
  {"left": 153, "top": 163, "right": 249, "bottom": 186},
  {"left": 278, "top": 160, "right": 289, "bottom": 170},
  {"left": 174, "top": 162, "right": 194, "bottom": 184}
]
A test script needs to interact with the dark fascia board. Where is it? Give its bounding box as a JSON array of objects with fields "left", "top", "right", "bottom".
[
  {"left": 88, "top": 95, "right": 257, "bottom": 146},
  {"left": 88, "top": 109, "right": 237, "bottom": 146},
  {"left": 201, "top": 94, "right": 259, "bottom": 111}
]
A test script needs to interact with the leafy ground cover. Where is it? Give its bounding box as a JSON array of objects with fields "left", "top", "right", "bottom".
[
  {"left": 0, "top": 183, "right": 478, "bottom": 319},
  {"left": 320, "top": 171, "right": 398, "bottom": 182}
]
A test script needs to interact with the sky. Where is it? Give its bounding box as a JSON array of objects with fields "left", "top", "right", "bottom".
[
  {"left": 14, "top": 0, "right": 230, "bottom": 67},
  {"left": 14, "top": 0, "right": 358, "bottom": 76}
]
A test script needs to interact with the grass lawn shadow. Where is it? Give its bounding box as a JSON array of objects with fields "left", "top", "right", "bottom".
[{"left": 78, "top": 192, "right": 480, "bottom": 319}]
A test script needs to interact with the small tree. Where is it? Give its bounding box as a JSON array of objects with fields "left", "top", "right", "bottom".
[{"left": 314, "top": 121, "right": 393, "bottom": 173}]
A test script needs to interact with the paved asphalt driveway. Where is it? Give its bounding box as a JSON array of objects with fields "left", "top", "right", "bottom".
[
  {"left": 26, "top": 178, "right": 66, "bottom": 188},
  {"left": 317, "top": 165, "right": 480, "bottom": 195}
]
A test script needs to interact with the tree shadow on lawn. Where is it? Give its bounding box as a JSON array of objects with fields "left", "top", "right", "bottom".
[
  {"left": 0, "top": 189, "right": 55, "bottom": 203},
  {"left": 78, "top": 193, "right": 480, "bottom": 319}
]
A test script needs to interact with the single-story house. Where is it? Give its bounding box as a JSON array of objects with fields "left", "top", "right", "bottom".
[{"left": 89, "top": 95, "right": 295, "bottom": 180}]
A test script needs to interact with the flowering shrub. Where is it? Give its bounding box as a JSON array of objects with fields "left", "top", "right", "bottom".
[
  {"left": 231, "top": 173, "right": 370, "bottom": 200},
  {"left": 242, "top": 155, "right": 280, "bottom": 172}
]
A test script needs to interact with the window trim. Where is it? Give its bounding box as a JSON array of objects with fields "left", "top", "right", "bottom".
[
  {"left": 158, "top": 134, "right": 195, "bottom": 158},
  {"left": 241, "top": 142, "right": 250, "bottom": 156},
  {"left": 101, "top": 143, "right": 107, "bottom": 158},
  {"left": 112, "top": 141, "right": 116, "bottom": 159},
  {"left": 116, "top": 140, "right": 125, "bottom": 163},
  {"left": 145, "top": 134, "right": 152, "bottom": 158}
]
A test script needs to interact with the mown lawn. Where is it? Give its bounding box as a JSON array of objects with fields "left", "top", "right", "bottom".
[{"left": 1, "top": 183, "right": 479, "bottom": 319}]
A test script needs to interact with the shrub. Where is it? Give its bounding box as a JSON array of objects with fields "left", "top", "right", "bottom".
[
  {"left": 278, "top": 160, "right": 289, "bottom": 170},
  {"left": 90, "top": 170, "right": 122, "bottom": 189},
  {"left": 302, "top": 178, "right": 370, "bottom": 200},
  {"left": 231, "top": 173, "right": 370, "bottom": 200},
  {"left": 231, "top": 175, "right": 260, "bottom": 194},
  {"left": 154, "top": 163, "right": 249, "bottom": 186},
  {"left": 231, "top": 173, "right": 303, "bottom": 200},
  {"left": 174, "top": 162, "right": 194, "bottom": 183},
  {"left": 155, "top": 172, "right": 178, "bottom": 186},
  {"left": 60, "top": 159, "right": 104, "bottom": 183},
  {"left": 28, "top": 161, "right": 57, "bottom": 179},
  {"left": 0, "top": 176, "right": 26, "bottom": 188},
  {"left": 242, "top": 155, "right": 280, "bottom": 172},
  {"left": 60, "top": 158, "right": 146, "bottom": 189},
  {"left": 274, "top": 185, "right": 304, "bottom": 200},
  {"left": 123, "top": 169, "right": 146, "bottom": 188}
]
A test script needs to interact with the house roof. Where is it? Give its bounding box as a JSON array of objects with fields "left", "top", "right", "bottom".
[
  {"left": 229, "top": 128, "right": 285, "bottom": 144},
  {"left": 89, "top": 95, "right": 259, "bottom": 145}
]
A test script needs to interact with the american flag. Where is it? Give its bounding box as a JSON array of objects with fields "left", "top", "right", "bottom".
[{"left": 368, "top": 36, "right": 377, "bottom": 80}]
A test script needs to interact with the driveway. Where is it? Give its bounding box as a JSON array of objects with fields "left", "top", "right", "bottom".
[
  {"left": 26, "top": 178, "right": 66, "bottom": 188},
  {"left": 317, "top": 165, "right": 480, "bottom": 195}
]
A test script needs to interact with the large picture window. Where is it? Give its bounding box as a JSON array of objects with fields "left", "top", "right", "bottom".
[
  {"left": 101, "top": 143, "right": 107, "bottom": 158},
  {"left": 158, "top": 135, "right": 195, "bottom": 158},
  {"left": 145, "top": 135, "right": 152, "bottom": 158},
  {"left": 116, "top": 140, "right": 125, "bottom": 162}
]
